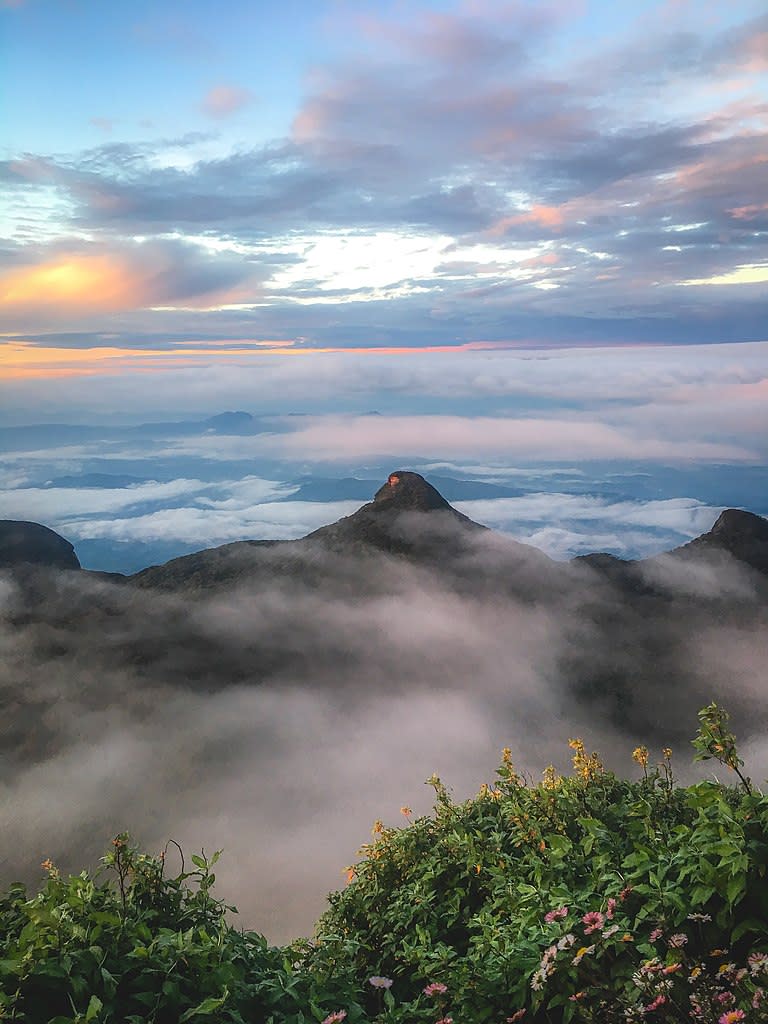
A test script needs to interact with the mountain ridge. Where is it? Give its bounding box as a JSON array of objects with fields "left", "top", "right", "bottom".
[{"left": 2, "top": 471, "right": 767, "bottom": 588}]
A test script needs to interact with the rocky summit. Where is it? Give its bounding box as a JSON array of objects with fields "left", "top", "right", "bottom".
[
  {"left": 0, "top": 520, "right": 80, "bottom": 572},
  {"left": 669, "top": 507, "right": 768, "bottom": 574},
  {"left": 304, "top": 469, "right": 484, "bottom": 556}
]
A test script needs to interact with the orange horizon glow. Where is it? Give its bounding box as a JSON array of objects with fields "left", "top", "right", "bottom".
[
  {"left": 0, "top": 339, "right": 562, "bottom": 381},
  {"left": 1, "top": 338, "right": 748, "bottom": 382}
]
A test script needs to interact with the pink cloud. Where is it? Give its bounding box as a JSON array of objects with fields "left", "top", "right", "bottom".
[
  {"left": 201, "top": 84, "right": 253, "bottom": 119},
  {"left": 488, "top": 204, "right": 567, "bottom": 237},
  {"left": 729, "top": 202, "right": 768, "bottom": 220},
  {"left": 269, "top": 414, "right": 751, "bottom": 463},
  {"left": 740, "top": 30, "right": 768, "bottom": 73}
]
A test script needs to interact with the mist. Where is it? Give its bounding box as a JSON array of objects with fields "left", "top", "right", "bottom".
[{"left": 2, "top": 524, "right": 766, "bottom": 942}]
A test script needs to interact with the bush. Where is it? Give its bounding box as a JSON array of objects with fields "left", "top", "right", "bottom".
[
  {"left": 1, "top": 706, "right": 767, "bottom": 1023},
  {"left": 313, "top": 712, "right": 768, "bottom": 1022}
]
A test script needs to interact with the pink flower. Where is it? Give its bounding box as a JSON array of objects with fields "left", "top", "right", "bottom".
[
  {"left": 719, "top": 1012, "right": 746, "bottom": 1024},
  {"left": 649, "top": 928, "right": 663, "bottom": 942},
  {"left": 507, "top": 1012, "right": 526, "bottom": 1022},
  {"left": 582, "top": 911, "right": 604, "bottom": 935},
  {"left": 435, "top": 1018, "right": 453, "bottom": 1024},
  {"left": 369, "top": 976, "right": 393, "bottom": 989},
  {"left": 544, "top": 905, "right": 569, "bottom": 923},
  {"left": 668, "top": 933, "right": 689, "bottom": 948},
  {"left": 606, "top": 897, "right": 617, "bottom": 920},
  {"left": 322, "top": 1013, "right": 347, "bottom": 1024},
  {"left": 645, "top": 994, "right": 667, "bottom": 1011},
  {"left": 423, "top": 982, "right": 448, "bottom": 997}
]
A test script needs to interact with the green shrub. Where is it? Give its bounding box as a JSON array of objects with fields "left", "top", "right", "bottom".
[
  {"left": 2, "top": 707, "right": 767, "bottom": 1023},
  {"left": 313, "top": 725, "right": 768, "bottom": 1022}
]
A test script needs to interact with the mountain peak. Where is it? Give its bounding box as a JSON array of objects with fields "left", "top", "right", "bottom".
[
  {"left": 304, "top": 470, "right": 484, "bottom": 555},
  {"left": 0, "top": 520, "right": 80, "bottom": 571},
  {"left": 710, "top": 508, "right": 768, "bottom": 543},
  {"left": 668, "top": 507, "right": 768, "bottom": 575},
  {"left": 372, "top": 471, "right": 453, "bottom": 512}
]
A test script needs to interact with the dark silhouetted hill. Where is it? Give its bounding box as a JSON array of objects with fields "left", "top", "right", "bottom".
[{"left": 0, "top": 520, "right": 80, "bottom": 571}]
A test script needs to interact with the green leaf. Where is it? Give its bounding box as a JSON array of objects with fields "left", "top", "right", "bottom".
[
  {"left": 85, "top": 994, "right": 103, "bottom": 1022},
  {"left": 179, "top": 988, "right": 229, "bottom": 1021},
  {"left": 725, "top": 874, "right": 745, "bottom": 905},
  {"left": 730, "top": 917, "right": 765, "bottom": 942}
]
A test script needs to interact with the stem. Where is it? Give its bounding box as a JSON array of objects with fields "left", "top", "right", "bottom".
[{"left": 733, "top": 765, "right": 752, "bottom": 796}]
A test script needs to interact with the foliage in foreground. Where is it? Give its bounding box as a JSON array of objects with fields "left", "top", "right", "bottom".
[{"left": 1, "top": 704, "right": 767, "bottom": 1023}]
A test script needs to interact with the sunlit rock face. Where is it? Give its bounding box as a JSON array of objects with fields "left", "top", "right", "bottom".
[
  {"left": 0, "top": 520, "right": 80, "bottom": 571},
  {"left": 373, "top": 471, "right": 455, "bottom": 512}
]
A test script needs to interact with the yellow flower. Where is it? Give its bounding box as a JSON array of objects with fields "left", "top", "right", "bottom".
[
  {"left": 662, "top": 747, "right": 673, "bottom": 760},
  {"left": 572, "top": 945, "right": 595, "bottom": 965},
  {"left": 632, "top": 746, "right": 649, "bottom": 768},
  {"left": 569, "top": 738, "right": 603, "bottom": 780}
]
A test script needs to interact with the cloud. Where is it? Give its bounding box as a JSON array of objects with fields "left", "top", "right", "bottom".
[
  {"left": 454, "top": 494, "right": 723, "bottom": 559},
  {"left": 678, "top": 262, "right": 768, "bottom": 287},
  {"left": 0, "top": 237, "right": 265, "bottom": 328},
  {"left": 0, "top": 474, "right": 295, "bottom": 525},
  {"left": 2, "top": 343, "right": 766, "bottom": 471},
  {"left": 265, "top": 414, "right": 754, "bottom": 462},
  {"left": 201, "top": 84, "right": 254, "bottom": 119},
  {"left": 61, "top": 499, "right": 361, "bottom": 546}
]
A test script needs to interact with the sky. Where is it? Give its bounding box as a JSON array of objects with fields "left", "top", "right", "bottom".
[
  {"left": 1, "top": 0, "right": 767, "bottom": 568},
  {"left": 1, "top": 0, "right": 767, "bottom": 371}
]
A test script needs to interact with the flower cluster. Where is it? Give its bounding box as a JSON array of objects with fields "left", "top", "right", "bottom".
[
  {"left": 533, "top": 893, "right": 768, "bottom": 1023},
  {"left": 568, "top": 737, "right": 604, "bottom": 781}
]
